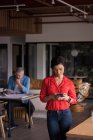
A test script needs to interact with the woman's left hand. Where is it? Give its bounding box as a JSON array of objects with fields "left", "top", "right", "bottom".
[{"left": 57, "top": 93, "right": 70, "bottom": 101}]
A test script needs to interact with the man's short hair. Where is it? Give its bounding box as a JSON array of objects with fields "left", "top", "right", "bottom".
[{"left": 15, "top": 67, "right": 24, "bottom": 73}]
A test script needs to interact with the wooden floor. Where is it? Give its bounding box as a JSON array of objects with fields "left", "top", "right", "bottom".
[{"left": 1, "top": 98, "right": 93, "bottom": 140}]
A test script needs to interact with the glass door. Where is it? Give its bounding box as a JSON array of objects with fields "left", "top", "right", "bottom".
[{"left": 0, "top": 44, "right": 8, "bottom": 88}]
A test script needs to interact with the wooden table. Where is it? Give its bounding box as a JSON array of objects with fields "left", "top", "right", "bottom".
[
  {"left": 0, "top": 93, "right": 39, "bottom": 137},
  {"left": 67, "top": 117, "right": 93, "bottom": 139}
]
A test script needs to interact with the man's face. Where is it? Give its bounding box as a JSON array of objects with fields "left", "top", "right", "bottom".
[{"left": 15, "top": 71, "right": 24, "bottom": 79}]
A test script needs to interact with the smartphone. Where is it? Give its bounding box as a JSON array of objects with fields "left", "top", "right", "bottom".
[{"left": 56, "top": 94, "right": 64, "bottom": 97}]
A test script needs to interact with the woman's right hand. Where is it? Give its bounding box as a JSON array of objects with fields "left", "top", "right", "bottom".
[
  {"left": 49, "top": 94, "right": 57, "bottom": 100},
  {"left": 44, "top": 94, "right": 56, "bottom": 102}
]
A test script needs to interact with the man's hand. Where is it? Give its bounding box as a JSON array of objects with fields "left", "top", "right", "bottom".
[
  {"left": 16, "top": 79, "right": 22, "bottom": 90},
  {"left": 16, "top": 78, "right": 21, "bottom": 85}
]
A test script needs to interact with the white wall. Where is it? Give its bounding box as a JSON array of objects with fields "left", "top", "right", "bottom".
[
  {"left": 26, "top": 17, "right": 93, "bottom": 42},
  {"left": 37, "top": 44, "right": 46, "bottom": 79}
]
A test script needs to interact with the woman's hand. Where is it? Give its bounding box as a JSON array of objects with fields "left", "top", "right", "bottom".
[
  {"left": 49, "top": 94, "right": 57, "bottom": 100},
  {"left": 57, "top": 93, "right": 71, "bottom": 102},
  {"left": 44, "top": 93, "right": 71, "bottom": 102},
  {"left": 44, "top": 94, "right": 57, "bottom": 102}
]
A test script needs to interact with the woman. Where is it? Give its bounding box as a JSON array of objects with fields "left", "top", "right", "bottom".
[{"left": 40, "top": 56, "right": 77, "bottom": 140}]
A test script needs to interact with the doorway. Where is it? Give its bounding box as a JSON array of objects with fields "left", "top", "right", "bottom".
[{"left": 0, "top": 44, "right": 8, "bottom": 88}]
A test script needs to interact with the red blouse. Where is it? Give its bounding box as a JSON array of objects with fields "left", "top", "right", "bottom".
[{"left": 40, "top": 76, "right": 77, "bottom": 110}]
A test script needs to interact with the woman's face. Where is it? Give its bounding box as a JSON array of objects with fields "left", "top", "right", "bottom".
[{"left": 53, "top": 64, "right": 64, "bottom": 77}]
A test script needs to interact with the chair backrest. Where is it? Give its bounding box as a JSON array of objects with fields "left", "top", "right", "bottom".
[
  {"left": 73, "top": 79, "right": 83, "bottom": 93},
  {"left": 0, "top": 102, "right": 6, "bottom": 116},
  {"left": 72, "top": 79, "right": 90, "bottom": 102},
  {"left": 77, "top": 82, "right": 90, "bottom": 102},
  {"left": 30, "top": 79, "right": 43, "bottom": 89}
]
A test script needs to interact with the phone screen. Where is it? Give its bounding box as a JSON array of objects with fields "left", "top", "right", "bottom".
[{"left": 56, "top": 94, "right": 64, "bottom": 97}]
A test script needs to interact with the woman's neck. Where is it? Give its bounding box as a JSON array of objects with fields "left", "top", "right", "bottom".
[
  {"left": 55, "top": 75, "right": 64, "bottom": 79},
  {"left": 54, "top": 75, "right": 64, "bottom": 86}
]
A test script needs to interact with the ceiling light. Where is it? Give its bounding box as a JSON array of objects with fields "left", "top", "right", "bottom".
[
  {"left": 70, "top": 7, "right": 73, "bottom": 13},
  {"left": 52, "top": 0, "right": 55, "bottom": 4},
  {"left": 84, "top": 14, "right": 87, "bottom": 19},
  {"left": 71, "top": 49, "right": 78, "bottom": 57},
  {"left": 0, "top": 4, "right": 26, "bottom": 9},
  {"left": 16, "top": 5, "right": 19, "bottom": 12},
  {"left": 56, "top": 0, "right": 88, "bottom": 17}
]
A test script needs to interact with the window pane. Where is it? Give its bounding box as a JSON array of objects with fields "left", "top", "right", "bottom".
[{"left": 0, "top": 44, "right": 7, "bottom": 88}]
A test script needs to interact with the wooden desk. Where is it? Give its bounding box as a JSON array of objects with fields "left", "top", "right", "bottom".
[
  {"left": 67, "top": 117, "right": 93, "bottom": 139},
  {"left": 0, "top": 93, "right": 39, "bottom": 137}
]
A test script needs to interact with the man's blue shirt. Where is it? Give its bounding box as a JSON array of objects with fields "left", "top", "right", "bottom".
[{"left": 8, "top": 75, "right": 30, "bottom": 94}]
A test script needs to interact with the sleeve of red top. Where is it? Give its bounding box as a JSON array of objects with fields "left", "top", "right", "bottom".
[
  {"left": 40, "top": 79, "right": 48, "bottom": 102},
  {"left": 68, "top": 81, "right": 77, "bottom": 104}
]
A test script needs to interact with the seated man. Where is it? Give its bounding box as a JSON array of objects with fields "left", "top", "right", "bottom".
[{"left": 6, "top": 67, "right": 35, "bottom": 129}]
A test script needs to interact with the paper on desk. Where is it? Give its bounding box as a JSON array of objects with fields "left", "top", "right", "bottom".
[
  {"left": 4, "top": 93, "right": 29, "bottom": 99},
  {"left": 0, "top": 89, "right": 38, "bottom": 100}
]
